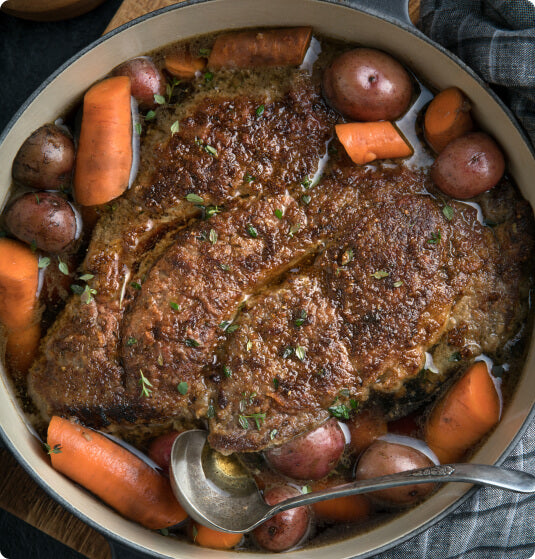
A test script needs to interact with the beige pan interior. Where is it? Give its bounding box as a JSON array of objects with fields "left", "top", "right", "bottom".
[{"left": 1, "top": 0, "right": 534, "bottom": 557}]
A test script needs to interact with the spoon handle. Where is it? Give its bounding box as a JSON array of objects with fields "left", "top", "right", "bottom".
[{"left": 271, "top": 463, "right": 535, "bottom": 516}]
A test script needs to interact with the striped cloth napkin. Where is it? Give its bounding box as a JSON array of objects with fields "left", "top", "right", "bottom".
[{"left": 372, "top": 2, "right": 535, "bottom": 557}]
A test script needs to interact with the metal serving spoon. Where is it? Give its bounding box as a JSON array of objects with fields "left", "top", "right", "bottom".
[{"left": 169, "top": 429, "right": 535, "bottom": 534}]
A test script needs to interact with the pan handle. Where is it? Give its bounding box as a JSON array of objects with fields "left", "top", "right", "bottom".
[{"left": 342, "top": 0, "right": 413, "bottom": 27}]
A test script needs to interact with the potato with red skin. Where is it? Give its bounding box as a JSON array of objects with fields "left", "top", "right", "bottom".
[
  {"left": 322, "top": 48, "right": 412, "bottom": 122},
  {"left": 4, "top": 192, "right": 79, "bottom": 253},
  {"left": 264, "top": 418, "right": 346, "bottom": 480},
  {"left": 253, "top": 485, "right": 311, "bottom": 552},
  {"left": 355, "top": 439, "right": 436, "bottom": 508},
  {"left": 430, "top": 132, "right": 505, "bottom": 199},
  {"left": 148, "top": 431, "right": 182, "bottom": 472},
  {"left": 112, "top": 56, "right": 166, "bottom": 110},
  {"left": 12, "top": 124, "right": 75, "bottom": 191}
]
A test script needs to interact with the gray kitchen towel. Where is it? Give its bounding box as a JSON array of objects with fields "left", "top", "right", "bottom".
[{"left": 371, "top": 2, "right": 535, "bottom": 557}]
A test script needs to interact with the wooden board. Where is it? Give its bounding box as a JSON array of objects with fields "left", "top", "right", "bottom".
[{"left": 0, "top": 1, "right": 420, "bottom": 556}]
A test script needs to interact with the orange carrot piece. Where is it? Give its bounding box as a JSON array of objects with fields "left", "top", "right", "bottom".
[
  {"left": 425, "top": 361, "right": 501, "bottom": 464},
  {"left": 335, "top": 122, "right": 412, "bottom": 165},
  {"left": 74, "top": 76, "right": 133, "bottom": 206},
  {"left": 208, "top": 27, "right": 312, "bottom": 69},
  {"left": 47, "top": 416, "right": 187, "bottom": 529},
  {"left": 311, "top": 478, "right": 371, "bottom": 523},
  {"left": 424, "top": 87, "right": 473, "bottom": 153},
  {"left": 347, "top": 408, "right": 388, "bottom": 456},
  {"left": 5, "top": 323, "right": 41, "bottom": 379},
  {"left": 165, "top": 52, "right": 206, "bottom": 79},
  {"left": 190, "top": 521, "right": 243, "bottom": 549},
  {"left": 0, "top": 238, "right": 39, "bottom": 332}
]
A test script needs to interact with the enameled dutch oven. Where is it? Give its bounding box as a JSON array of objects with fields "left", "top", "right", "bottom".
[{"left": 1, "top": 1, "right": 534, "bottom": 557}]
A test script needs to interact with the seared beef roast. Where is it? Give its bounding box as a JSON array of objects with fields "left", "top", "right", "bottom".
[{"left": 28, "top": 67, "right": 535, "bottom": 453}]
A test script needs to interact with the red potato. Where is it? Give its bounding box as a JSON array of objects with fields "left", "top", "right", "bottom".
[
  {"left": 355, "top": 438, "right": 436, "bottom": 508},
  {"left": 112, "top": 56, "right": 166, "bottom": 110},
  {"left": 430, "top": 132, "right": 505, "bottom": 199},
  {"left": 323, "top": 48, "right": 413, "bottom": 122},
  {"left": 4, "top": 192, "right": 79, "bottom": 253},
  {"left": 148, "top": 431, "right": 182, "bottom": 472},
  {"left": 12, "top": 124, "right": 75, "bottom": 190},
  {"left": 264, "top": 418, "right": 346, "bottom": 480},
  {"left": 253, "top": 485, "right": 311, "bottom": 552}
]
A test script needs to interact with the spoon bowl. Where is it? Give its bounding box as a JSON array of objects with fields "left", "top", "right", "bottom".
[{"left": 169, "top": 429, "right": 535, "bottom": 534}]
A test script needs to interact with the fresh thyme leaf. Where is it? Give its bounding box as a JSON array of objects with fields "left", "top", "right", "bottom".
[
  {"left": 154, "top": 93, "right": 166, "bottom": 105},
  {"left": 301, "top": 194, "right": 311, "bottom": 205},
  {"left": 186, "top": 193, "right": 204, "bottom": 204},
  {"left": 79, "top": 273, "right": 94, "bottom": 282},
  {"left": 70, "top": 284, "right": 84, "bottom": 295},
  {"left": 371, "top": 270, "right": 389, "bottom": 279},
  {"left": 302, "top": 485, "right": 312, "bottom": 494},
  {"left": 341, "top": 248, "right": 354, "bottom": 266},
  {"left": 205, "top": 144, "right": 218, "bottom": 157},
  {"left": 272, "top": 377, "right": 280, "bottom": 390},
  {"left": 328, "top": 403, "right": 351, "bottom": 420},
  {"left": 81, "top": 284, "right": 97, "bottom": 304},
  {"left": 126, "top": 337, "right": 137, "bottom": 346},
  {"left": 145, "top": 110, "right": 156, "bottom": 121},
  {"left": 170, "top": 120, "right": 180, "bottom": 134},
  {"left": 274, "top": 209, "right": 284, "bottom": 219},
  {"left": 295, "top": 346, "right": 306, "bottom": 361},
  {"left": 288, "top": 223, "right": 301, "bottom": 238},
  {"left": 205, "top": 205, "right": 221, "bottom": 218},
  {"left": 209, "top": 228, "right": 218, "bottom": 245},
  {"left": 247, "top": 224, "right": 258, "bottom": 238},
  {"left": 134, "top": 122, "right": 142, "bottom": 135},
  {"left": 220, "top": 263, "right": 231, "bottom": 272},
  {"left": 223, "top": 365, "right": 232, "bottom": 378},
  {"left": 301, "top": 176, "right": 312, "bottom": 188},
  {"left": 238, "top": 415, "right": 249, "bottom": 429},
  {"left": 256, "top": 104, "right": 265, "bottom": 117},
  {"left": 169, "top": 301, "right": 180, "bottom": 311},
  {"left": 244, "top": 174, "right": 255, "bottom": 183},
  {"left": 204, "top": 71, "right": 214, "bottom": 82},
  {"left": 159, "top": 528, "right": 170, "bottom": 536},
  {"left": 138, "top": 370, "right": 153, "bottom": 397},
  {"left": 38, "top": 256, "right": 50, "bottom": 269},
  {"left": 239, "top": 413, "right": 266, "bottom": 430},
  {"left": 185, "top": 338, "right": 201, "bottom": 348},
  {"left": 442, "top": 205, "right": 454, "bottom": 221},
  {"left": 207, "top": 404, "right": 215, "bottom": 418},
  {"left": 131, "top": 281, "right": 142, "bottom": 290},
  {"left": 157, "top": 354, "right": 164, "bottom": 366},
  {"left": 270, "top": 429, "right": 278, "bottom": 440},
  {"left": 57, "top": 257, "right": 69, "bottom": 276},
  {"left": 246, "top": 339, "right": 253, "bottom": 352},
  {"left": 177, "top": 381, "right": 188, "bottom": 395},
  {"left": 226, "top": 324, "right": 239, "bottom": 333},
  {"left": 294, "top": 310, "right": 307, "bottom": 327},
  {"left": 393, "top": 280, "right": 404, "bottom": 288},
  {"left": 428, "top": 230, "right": 442, "bottom": 244},
  {"left": 199, "top": 48, "right": 211, "bottom": 57}
]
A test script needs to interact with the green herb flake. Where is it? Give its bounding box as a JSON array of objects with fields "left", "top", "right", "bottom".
[
  {"left": 205, "top": 144, "right": 218, "bottom": 157},
  {"left": 134, "top": 122, "right": 142, "bottom": 135},
  {"left": 227, "top": 324, "right": 240, "bottom": 333},
  {"left": 126, "top": 337, "right": 137, "bottom": 346},
  {"left": 154, "top": 93, "right": 166, "bottom": 105},
  {"left": 223, "top": 365, "right": 232, "bottom": 378},
  {"left": 34, "top": 193, "right": 40, "bottom": 204},
  {"left": 428, "top": 230, "right": 442, "bottom": 244},
  {"left": 301, "top": 194, "right": 311, "bottom": 205},
  {"left": 246, "top": 339, "right": 253, "bottom": 352},
  {"left": 159, "top": 528, "right": 170, "bottom": 537},
  {"left": 192, "top": 524, "right": 198, "bottom": 542},
  {"left": 70, "top": 284, "right": 84, "bottom": 295},
  {"left": 30, "top": 240, "right": 37, "bottom": 253},
  {"left": 138, "top": 370, "right": 153, "bottom": 398},
  {"left": 157, "top": 354, "right": 164, "bottom": 366},
  {"left": 301, "top": 176, "right": 312, "bottom": 189},
  {"left": 274, "top": 209, "right": 284, "bottom": 220},
  {"left": 57, "top": 257, "right": 69, "bottom": 276},
  {"left": 209, "top": 228, "right": 218, "bottom": 245},
  {"left": 177, "top": 381, "right": 188, "bottom": 395},
  {"left": 288, "top": 223, "right": 301, "bottom": 238},
  {"left": 295, "top": 346, "right": 306, "bottom": 361},
  {"left": 449, "top": 351, "right": 462, "bottom": 362},
  {"left": 220, "top": 263, "right": 231, "bottom": 272},
  {"left": 169, "top": 301, "right": 180, "bottom": 311},
  {"left": 38, "top": 256, "right": 50, "bottom": 269},
  {"left": 328, "top": 404, "right": 351, "bottom": 420},
  {"left": 130, "top": 281, "right": 142, "bottom": 290},
  {"left": 247, "top": 224, "right": 258, "bottom": 238},
  {"left": 170, "top": 120, "right": 180, "bottom": 134},
  {"left": 442, "top": 205, "right": 454, "bottom": 221},
  {"left": 256, "top": 104, "right": 265, "bottom": 117},
  {"left": 44, "top": 443, "right": 62, "bottom": 455},
  {"left": 79, "top": 273, "right": 94, "bottom": 282},
  {"left": 205, "top": 205, "right": 221, "bottom": 218},
  {"left": 393, "top": 280, "right": 404, "bottom": 288},
  {"left": 371, "top": 270, "right": 389, "bottom": 279},
  {"left": 207, "top": 404, "right": 215, "bottom": 418},
  {"left": 301, "top": 485, "right": 312, "bottom": 494},
  {"left": 294, "top": 310, "right": 307, "bottom": 327},
  {"left": 341, "top": 248, "right": 354, "bottom": 266},
  {"left": 81, "top": 284, "right": 97, "bottom": 304},
  {"left": 270, "top": 429, "right": 278, "bottom": 440},
  {"left": 145, "top": 110, "right": 156, "bottom": 121},
  {"left": 185, "top": 338, "right": 201, "bottom": 348},
  {"left": 186, "top": 193, "right": 204, "bottom": 204},
  {"left": 238, "top": 413, "right": 266, "bottom": 430},
  {"left": 199, "top": 48, "right": 211, "bottom": 57},
  {"left": 272, "top": 377, "right": 280, "bottom": 390},
  {"left": 244, "top": 174, "right": 255, "bottom": 183},
  {"left": 204, "top": 71, "right": 214, "bottom": 82}
]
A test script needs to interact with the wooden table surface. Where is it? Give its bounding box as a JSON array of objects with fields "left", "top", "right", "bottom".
[{"left": 0, "top": 1, "right": 420, "bottom": 557}]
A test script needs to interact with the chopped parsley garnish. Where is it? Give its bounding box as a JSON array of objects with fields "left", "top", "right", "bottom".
[
  {"left": 138, "top": 370, "right": 153, "bottom": 398},
  {"left": 131, "top": 281, "right": 142, "bottom": 290},
  {"left": 238, "top": 413, "right": 266, "bottom": 430},
  {"left": 38, "top": 256, "right": 50, "bottom": 269},
  {"left": 247, "top": 224, "right": 258, "bottom": 238},
  {"left": 177, "top": 382, "right": 188, "bottom": 395},
  {"left": 186, "top": 193, "right": 204, "bottom": 204},
  {"left": 274, "top": 209, "right": 284, "bottom": 219},
  {"left": 371, "top": 270, "right": 389, "bottom": 279},
  {"left": 428, "top": 230, "right": 442, "bottom": 244},
  {"left": 256, "top": 104, "right": 265, "bottom": 117},
  {"left": 169, "top": 301, "right": 180, "bottom": 311},
  {"left": 185, "top": 338, "right": 201, "bottom": 348},
  {"left": 442, "top": 205, "right": 454, "bottom": 221}
]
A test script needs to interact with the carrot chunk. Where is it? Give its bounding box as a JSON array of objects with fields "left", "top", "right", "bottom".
[
  {"left": 190, "top": 521, "right": 243, "bottom": 549},
  {"left": 208, "top": 27, "right": 312, "bottom": 69},
  {"left": 74, "top": 76, "right": 133, "bottom": 206},
  {"left": 5, "top": 323, "right": 41, "bottom": 379},
  {"left": 424, "top": 361, "right": 501, "bottom": 463},
  {"left": 424, "top": 87, "right": 473, "bottom": 153},
  {"left": 311, "top": 478, "right": 371, "bottom": 523},
  {"left": 336, "top": 122, "right": 412, "bottom": 165},
  {"left": 47, "top": 416, "right": 187, "bottom": 529},
  {"left": 165, "top": 52, "right": 206, "bottom": 79},
  {"left": 0, "top": 238, "right": 39, "bottom": 332}
]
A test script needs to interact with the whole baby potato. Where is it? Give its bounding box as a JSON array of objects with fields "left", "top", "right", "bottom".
[
  {"left": 112, "top": 56, "right": 166, "bottom": 110},
  {"left": 430, "top": 132, "right": 505, "bottom": 199},
  {"left": 4, "top": 192, "right": 79, "bottom": 253},
  {"left": 322, "top": 48, "right": 413, "bottom": 121},
  {"left": 253, "top": 485, "right": 311, "bottom": 552},
  {"left": 355, "top": 438, "right": 436, "bottom": 508},
  {"left": 264, "top": 418, "right": 346, "bottom": 480},
  {"left": 12, "top": 124, "right": 75, "bottom": 190}
]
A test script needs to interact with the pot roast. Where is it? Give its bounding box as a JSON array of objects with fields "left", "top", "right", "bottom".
[{"left": 27, "top": 66, "right": 535, "bottom": 453}]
